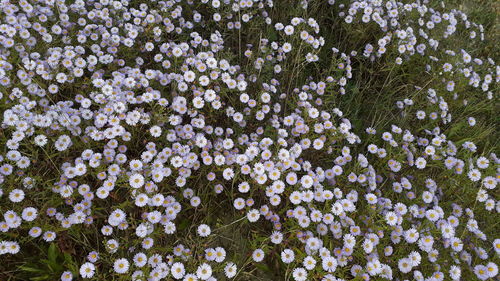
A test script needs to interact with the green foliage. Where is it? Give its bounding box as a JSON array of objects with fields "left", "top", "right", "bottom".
[{"left": 16, "top": 244, "right": 77, "bottom": 281}]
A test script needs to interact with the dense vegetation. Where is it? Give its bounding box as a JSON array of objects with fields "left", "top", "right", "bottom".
[{"left": 0, "top": 0, "right": 498, "bottom": 280}]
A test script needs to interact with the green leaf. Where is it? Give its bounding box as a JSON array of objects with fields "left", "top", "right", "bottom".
[
  {"left": 178, "top": 219, "right": 190, "bottom": 231},
  {"left": 48, "top": 243, "right": 57, "bottom": 263},
  {"left": 30, "top": 275, "right": 51, "bottom": 281},
  {"left": 18, "top": 266, "right": 44, "bottom": 273},
  {"left": 254, "top": 262, "right": 271, "bottom": 273},
  {"left": 63, "top": 252, "right": 72, "bottom": 263}
]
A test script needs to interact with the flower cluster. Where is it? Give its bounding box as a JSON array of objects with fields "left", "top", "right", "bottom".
[{"left": 0, "top": 0, "right": 497, "bottom": 280}]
